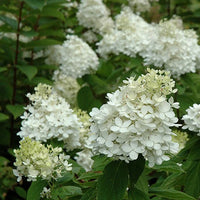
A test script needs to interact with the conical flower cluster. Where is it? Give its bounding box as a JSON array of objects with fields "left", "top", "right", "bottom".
[
  {"left": 13, "top": 137, "right": 72, "bottom": 182},
  {"left": 89, "top": 69, "right": 180, "bottom": 167},
  {"left": 17, "top": 84, "right": 82, "bottom": 150}
]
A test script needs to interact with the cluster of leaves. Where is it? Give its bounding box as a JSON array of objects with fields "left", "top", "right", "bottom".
[{"left": 0, "top": 0, "right": 200, "bottom": 199}]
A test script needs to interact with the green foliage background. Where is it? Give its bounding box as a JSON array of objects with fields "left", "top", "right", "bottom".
[{"left": 0, "top": 0, "right": 200, "bottom": 199}]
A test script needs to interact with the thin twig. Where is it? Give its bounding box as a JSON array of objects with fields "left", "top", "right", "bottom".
[
  {"left": 12, "top": 1, "right": 24, "bottom": 104},
  {"left": 10, "top": 1, "right": 24, "bottom": 147}
]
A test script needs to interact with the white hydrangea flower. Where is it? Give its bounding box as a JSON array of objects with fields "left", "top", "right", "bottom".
[
  {"left": 52, "top": 70, "right": 80, "bottom": 107},
  {"left": 89, "top": 68, "right": 180, "bottom": 167},
  {"left": 45, "top": 35, "right": 99, "bottom": 78},
  {"left": 182, "top": 104, "right": 200, "bottom": 135},
  {"left": 128, "top": 0, "right": 159, "bottom": 13},
  {"left": 23, "top": 50, "right": 44, "bottom": 60},
  {"left": 97, "top": 7, "right": 155, "bottom": 58},
  {"left": 62, "top": 0, "right": 78, "bottom": 9},
  {"left": 82, "top": 30, "right": 98, "bottom": 43},
  {"left": 17, "top": 84, "right": 82, "bottom": 150},
  {"left": 75, "top": 149, "right": 94, "bottom": 172},
  {"left": 45, "top": 45, "right": 64, "bottom": 66},
  {"left": 77, "top": 0, "right": 114, "bottom": 34},
  {"left": 140, "top": 17, "right": 200, "bottom": 77},
  {"left": 97, "top": 29, "right": 140, "bottom": 58},
  {"left": 18, "top": 83, "right": 93, "bottom": 151},
  {"left": 0, "top": 14, "right": 32, "bottom": 43},
  {"left": 13, "top": 137, "right": 72, "bottom": 182},
  {"left": 98, "top": 7, "right": 200, "bottom": 77},
  {"left": 0, "top": 32, "right": 32, "bottom": 43},
  {"left": 65, "top": 28, "right": 75, "bottom": 34}
]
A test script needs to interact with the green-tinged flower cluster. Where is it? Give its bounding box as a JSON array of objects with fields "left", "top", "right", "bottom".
[
  {"left": 73, "top": 109, "right": 94, "bottom": 172},
  {"left": 27, "top": 83, "right": 52, "bottom": 102},
  {"left": 172, "top": 130, "right": 188, "bottom": 152},
  {"left": 124, "top": 68, "right": 177, "bottom": 97},
  {"left": 13, "top": 137, "right": 72, "bottom": 182},
  {"left": 74, "top": 108, "right": 92, "bottom": 148}
]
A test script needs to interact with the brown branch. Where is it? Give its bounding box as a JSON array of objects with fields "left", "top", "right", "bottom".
[
  {"left": 10, "top": 1, "right": 24, "bottom": 147},
  {"left": 12, "top": 1, "right": 24, "bottom": 105}
]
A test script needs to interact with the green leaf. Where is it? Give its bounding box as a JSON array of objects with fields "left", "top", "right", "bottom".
[
  {"left": 31, "top": 76, "right": 53, "bottom": 85},
  {"left": 26, "top": 39, "right": 62, "bottom": 48},
  {"left": 128, "top": 154, "right": 145, "bottom": 185},
  {"left": 81, "top": 188, "right": 96, "bottom": 200},
  {"left": 0, "top": 156, "right": 9, "bottom": 166},
  {"left": 41, "top": 7, "right": 65, "bottom": 21},
  {"left": 77, "top": 86, "right": 102, "bottom": 112},
  {"left": 92, "top": 155, "right": 112, "bottom": 171},
  {"left": 149, "top": 188, "right": 196, "bottom": 200},
  {"left": 83, "top": 75, "right": 109, "bottom": 95},
  {"left": 39, "top": 29, "right": 65, "bottom": 38},
  {"left": 177, "top": 94, "right": 195, "bottom": 116},
  {"left": 185, "top": 161, "right": 200, "bottom": 198},
  {"left": 135, "top": 170, "right": 149, "bottom": 194},
  {"left": 15, "top": 186, "right": 26, "bottom": 199},
  {"left": 0, "top": 128, "right": 10, "bottom": 146},
  {"left": 36, "top": 64, "right": 58, "bottom": 70},
  {"left": 17, "top": 65, "right": 38, "bottom": 80},
  {"left": 97, "top": 160, "right": 128, "bottom": 200},
  {"left": 8, "top": 148, "right": 15, "bottom": 157},
  {"left": 27, "top": 179, "right": 47, "bottom": 200},
  {"left": 0, "top": 113, "right": 9, "bottom": 121},
  {"left": 51, "top": 186, "right": 82, "bottom": 199},
  {"left": 21, "top": 30, "right": 39, "bottom": 38},
  {"left": 153, "top": 160, "right": 184, "bottom": 173},
  {"left": 6, "top": 104, "right": 24, "bottom": 119},
  {"left": 38, "top": 18, "right": 60, "bottom": 30},
  {"left": 0, "top": 77, "right": 12, "bottom": 101},
  {"left": 187, "top": 140, "right": 200, "bottom": 160},
  {"left": 128, "top": 155, "right": 146, "bottom": 200},
  {"left": 128, "top": 187, "right": 150, "bottom": 200},
  {"left": 177, "top": 136, "right": 200, "bottom": 159},
  {"left": 161, "top": 172, "right": 183, "bottom": 188},
  {"left": 97, "top": 61, "right": 114, "bottom": 78},
  {"left": 107, "top": 67, "right": 124, "bottom": 82},
  {"left": 56, "top": 172, "right": 73, "bottom": 184},
  {"left": 78, "top": 171, "right": 103, "bottom": 181},
  {"left": 0, "top": 15, "right": 17, "bottom": 29},
  {"left": 0, "top": 67, "right": 7, "bottom": 73},
  {"left": 47, "top": 0, "right": 66, "bottom": 4},
  {"left": 23, "top": 0, "right": 46, "bottom": 10}
]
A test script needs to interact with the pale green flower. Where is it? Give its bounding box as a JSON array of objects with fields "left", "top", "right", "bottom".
[
  {"left": 13, "top": 137, "right": 72, "bottom": 182},
  {"left": 172, "top": 130, "right": 188, "bottom": 152},
  {"left": 74, "top": 108, "right": 93, "bottom": 148},
  {"left": 27, "top": 83, "right": 52, "bottom": 102},
  {"left": 125, "top": 68, "right": 177, "bottom": 97}
]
